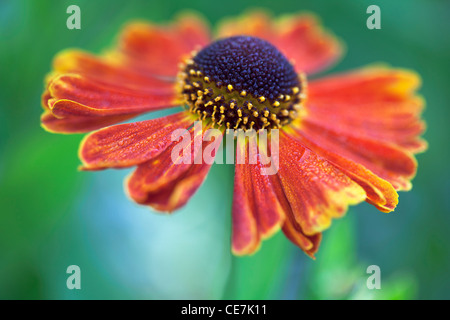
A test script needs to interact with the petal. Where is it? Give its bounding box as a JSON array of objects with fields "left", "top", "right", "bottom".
[
  {"left": 269, "top": 174, "right": 323, "bottom": 258},
  {"left": 42, "top": 62, "right": 180, "bottom": 133},
  {"left": 41, "top": 89, "right": 52, "bottom": 112},
  {"left": 281, "top": 212, "right": 322, "bottom": 258},
  {"left": 296, "top": 120, "right": 418, "bottom": 191},
  {"left": 306, "top": 66, "right": 427, "bottom": 153},
  {"left": 286, "top": 125, "right": 400, "bottom": 213},
  {"left": 41, "top": 111, "right": 138, "bottom": 134},
  {"left": 116, "top": 13, "right": 211, "bottom": 76},
  {"left": 52, "top": 50, "right": 176, "bottom": 92},
  {"left": 217, "top": 10, "right": 276, "bottom": 40},
  {"left": 79, "top": 112, "right": 193, "bottom": 170},
  {"left": 127, "top": 124, "right": 221, "bottom": 212},
  {"left": 47, "top": 74, "right": 179, "bottom": 118},
  {"left": 275, "top": 131, "right": 366, "bottom": 235},
  {"left": 173, "top": 12, "right": 211, "bottom": 51},
  {"left": 231, "top": 166, "right": 260, "bottom": 255},
  {"left": 217, "top": 10, "right": 343, "bottom": 74},
  {"left": 231, "top": 135, "right": 286, "bottom": 255},
  {"left": 276, "top": 14, "right": 343, "bottom": 75}
]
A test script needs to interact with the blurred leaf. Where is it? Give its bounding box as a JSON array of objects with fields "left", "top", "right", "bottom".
[
  {"left": 306, "top": 214, "right": 361, "bottom": 299},
  {"left": 350, "top": 273, "right": 418, "bottom": 300},
  {"left": 224, "top": 232, "right": 291, "bottom": 299}
]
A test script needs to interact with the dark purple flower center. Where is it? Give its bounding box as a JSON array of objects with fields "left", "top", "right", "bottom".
[
  {"left": 194, "top": 36, "right": 300, "bottom": 100},
  {"left": 178, "top": 36, "right": 306, "bottom": 131}
]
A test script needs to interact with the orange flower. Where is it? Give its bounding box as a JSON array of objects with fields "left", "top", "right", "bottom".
[{"left": 41, "top": 11, "right": 427, "bottom": 257}]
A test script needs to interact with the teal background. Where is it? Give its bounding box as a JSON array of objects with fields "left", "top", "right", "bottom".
[{"left": 0, "top": 0, "right": 449, "bottom": 299}]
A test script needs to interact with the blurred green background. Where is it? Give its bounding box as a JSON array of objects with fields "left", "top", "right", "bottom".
[{"left": 1, "top": 0, "right": 449, "bottom": 300}]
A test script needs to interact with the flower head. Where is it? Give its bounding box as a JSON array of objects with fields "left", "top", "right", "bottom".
[{"left": 41, "top": 11, "right": 426, "bottom": 257}]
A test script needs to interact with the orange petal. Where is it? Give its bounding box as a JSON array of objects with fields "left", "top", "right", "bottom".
[
  {"left": 52, "top": 50, "right": 175, "bottom": 92},
  {"left": 286, "top": 126, "right": 400, "bottom": 213},
  {"left": 218, "top": 10, "right": 276, "bottom": 40},
  {"left": 79, "top": 112, "right": 193, "bottom": 170},
  {"left": 281, "top": 211, "right": 322, "bottom": 258},
  {"left": 42, "top": 58, "right": 180, "bottom": 133},
  {"left": 231, "top": 168, "right": 260, "bottom": 255},
  {"left": 268, "top": 174, "right": 322, "bottom": 257},
  {"left": 116, "top": 13, "right": 211, "bottom": 76},
  {"left": 275, "top": 14, "right": 343, "bottom": 75},
  {"left": 231, "top": 136, "right": 285, "bottom": 255},
  {"left": 306, "top": 66, "right": 427, "bottom": 153},
  {"left": 174, "top": 12, "right": 211, "bottom": 51},
  {"left": 126, "top": 125, "right": 221, "bottom": 212},
  {"left": 41, "top": 111, "right": 138, "bottom": 134},
  {"left": 217, "top": 10, "right": 343, "bottom": 74},
  {"left": 275, "top": 131, "right": 366, "bottom": 235},
  {"left": 46, "top": 74, "right": 178, "bottom": 118},
  {"left": 297, "top": 120, "right": 418, "bottom": 191},
  {"left": 41, "top": 89, "right": 52, "bottom": 112}
]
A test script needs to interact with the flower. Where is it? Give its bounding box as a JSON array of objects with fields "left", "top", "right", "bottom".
[{"left": 41, "top": 10, "right": 426, "bottom": 257}]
